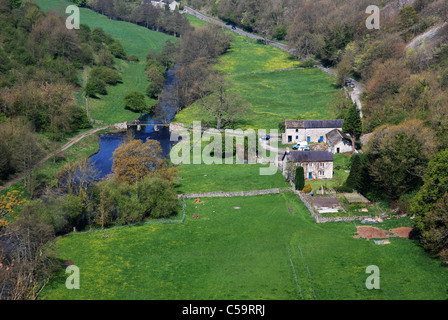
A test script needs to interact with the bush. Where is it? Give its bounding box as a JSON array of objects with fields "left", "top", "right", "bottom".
[
  {"left": 108, "top": 41, "right": 127, "bottom": 59},
  {"left": 69, "top": 105, "right": 92, "bottom": 130},
  {"left": 302, "top": 183, "right": 312, "bottom": 193},
  {"left": 91, "top": 27, "right": 114, "bottom": 45},
  {"left": 124, "top": 90, "right": 148, "bottom": 113},
  {"left": 128, "top": 55, "right": 139, "bottom": 62},
  {"left": 85, "top": 76, "right": 107, "bottom": 97},
  {"left": 273, "top": 25, "right": 287, "bottom": 40},
  {"left": 90, "top": 66, "right": 121, "bottom": 85},
  {"left": 301, "top": 59, "right": 316, "bottom": 68}
]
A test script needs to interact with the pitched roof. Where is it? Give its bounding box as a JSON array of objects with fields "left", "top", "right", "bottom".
[
  {"left": 285, "top": 119, "right": 344, "bottom": 129},
  {"left": 284, "top": 150, "right": 334, "bottom": 162},
  {"left": 326, "top": 129, "right": 351, "bottom": 146}
]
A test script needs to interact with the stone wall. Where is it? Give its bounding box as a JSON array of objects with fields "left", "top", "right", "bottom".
[{"left": 178, "top": 188, "right": 291, "bottom": 199}]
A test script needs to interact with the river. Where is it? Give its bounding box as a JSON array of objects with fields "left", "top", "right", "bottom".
[{"left": 89, "top": 68, "right": 179, "bottom": 178}]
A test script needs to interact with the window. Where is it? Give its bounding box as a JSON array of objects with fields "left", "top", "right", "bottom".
[
  {"left": 320, "top": 163, "right": 325, "bottom": 168},
  {"left": 309, "top": 163, "right": 313, "bottom": 167},
  {"left": 296, "top": 129, "right": 298, "bottom": 132},
  {"left": 319, "top": 170, "right": 325, "bottom": 176},
  {"left": 296, "top": 136, "right": 298, "bottom": 140}
]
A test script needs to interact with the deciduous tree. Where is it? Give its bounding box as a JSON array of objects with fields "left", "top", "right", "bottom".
[{"left": 112, "top": 139, "right": 165, "bottom": 185}]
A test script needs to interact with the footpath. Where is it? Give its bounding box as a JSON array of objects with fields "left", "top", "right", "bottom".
[{"left": 0, "top": 126, "right": 110, "bottom": 191}]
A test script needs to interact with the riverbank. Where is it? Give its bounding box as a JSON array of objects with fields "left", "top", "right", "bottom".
[{"left": 0, "top": 126, "right": 117, "bottom": 198}]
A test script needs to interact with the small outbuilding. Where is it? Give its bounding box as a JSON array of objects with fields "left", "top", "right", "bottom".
[{"left": 325, "top": 129, "right": 352, "bottom": 154}]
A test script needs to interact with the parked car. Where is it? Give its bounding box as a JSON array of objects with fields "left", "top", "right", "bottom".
[
  {"left": 292, "top": 143, "right": 309, "bottom": 151},
  {"left": 345, "top": 79, "right": 355, "bottom": 88},
  {"left": 260, "top": 134, "right": 271, "bottom": 140}
]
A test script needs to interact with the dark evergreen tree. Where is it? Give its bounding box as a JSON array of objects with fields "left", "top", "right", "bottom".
[
  {"left": 342, "top": 103, "right": 362, "bottom": 153},
  {"left": 295, "top": 166, "right": 305, "bottom": 191}
]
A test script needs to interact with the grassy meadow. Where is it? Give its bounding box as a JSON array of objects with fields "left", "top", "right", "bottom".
[
  {"left": 174, "top": 68, "right": 338, "bottom": 130},
  {"left": 41, "top": 193, "right": 448, "bottom": 300},
  {"left": 174, "top": 13, "right": 338, "bottom": 130}
]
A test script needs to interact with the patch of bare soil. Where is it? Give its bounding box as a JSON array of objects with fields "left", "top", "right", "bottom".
[
  {"left": 390, "top": 227, "right": 413, "bottom": 238},
  {"left": 354, "top": 227, "right": 389, "bottom": 240},
  {"left": 354, "top": 226, "right": 414, "bottom": 241}
]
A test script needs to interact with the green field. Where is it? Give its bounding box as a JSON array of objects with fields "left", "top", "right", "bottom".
[
  {"left": 174, "top": 68, "right": 338, "bottom": 130},
  {"left": 174, "top": 13, "right": 337, "bottom": 130},
  {"left": 36, "top": 0, "right": 177, "bottom": 124},
  {"left": 217, "top": 33, "right": 301, "bottom": 74},
  {"left": 85, "top": 61, "right": 155, "bottom": 124},
  {"left": 41, "top": 193, "right": 448, "bottom": 300},
  {"left": 35, "top": 0, "right": 174, "bottom": 61},
  {"left": 175, "top": 163, "right": 289, "bottom": 194}
]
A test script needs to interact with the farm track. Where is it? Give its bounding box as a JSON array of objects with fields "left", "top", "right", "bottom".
[{"left": 0, "top": 126, "right": 110, "bottom": 191}]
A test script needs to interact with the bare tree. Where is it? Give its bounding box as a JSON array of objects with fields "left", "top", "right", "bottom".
[
  {"left": 0, "top": 211, "right": 57, "bottom": 300},
  {"left": 198, "top": 73, "right": 250, "bottom": 130}
]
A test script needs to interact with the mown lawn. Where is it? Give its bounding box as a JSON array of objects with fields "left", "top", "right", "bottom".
[{"left": 41, "top": 193, "right": 448, "bottom": 300}]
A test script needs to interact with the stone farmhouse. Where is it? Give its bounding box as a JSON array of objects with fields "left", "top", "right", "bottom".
[
  {"left": 147, "top": 0, "right": 180, "bottom": 11},
  {"left": 281, "top": 150, "right": 334, "bottom": 180},
  {"left": 282, "top": 119, "right": 345, "bottom": 145},
  {"left": 325, "top": 129, "right": 352, "bottom": 154}
]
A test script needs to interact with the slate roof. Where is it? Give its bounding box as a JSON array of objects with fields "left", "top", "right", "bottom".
[
  {"left": 285, "top": 119, "right": 344, "bottom": 129},
  {"left": 284, "top": 151, "right": 334, "bottom": 162},
  {"left": 326, "top": 129, "right": 351, "bottom": 146}
]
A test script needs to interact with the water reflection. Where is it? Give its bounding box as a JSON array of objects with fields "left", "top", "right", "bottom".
[{"left": 89, "top": 68, "right": 179, "bottom": 178}]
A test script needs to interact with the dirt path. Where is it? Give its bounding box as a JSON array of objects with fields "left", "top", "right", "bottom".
[{"left": 0, "top": 126, "right": 110, "bottom": 191}]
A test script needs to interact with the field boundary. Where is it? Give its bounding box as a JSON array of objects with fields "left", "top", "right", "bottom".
[
  {"left": 69, "top": 198, "right": 187, "bottom": 235},
  {"left": 289, "top": 180, "right": 373, "bottom": 223},
  {"left": 178, "top": 188, "right": 292, "bottom": 199}
]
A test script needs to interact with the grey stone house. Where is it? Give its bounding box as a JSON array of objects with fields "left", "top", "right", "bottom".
[
  {"left": 281, "top": 150, "right": 334, "bottom": 180},
  {"left": 282, "top": 119, "right": 344, "bottom": 144},
  {"left": 326, "top": 129, "right": 352, "bottom": 154}
]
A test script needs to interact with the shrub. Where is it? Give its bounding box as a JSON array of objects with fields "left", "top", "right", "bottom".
[
  {"left": 108, "top": 41, "right": 127, "bottom": 59},
  {"left": 91, "top": 27, "right": 114, "bottom": 45},
  {"left": 128, "top": 55, "right": 139, "bottom": 62},
  {"left": 273, "top": 25, "right": 287, "bottom": 40},
  {"left": 85, "top": 76, "right": 107, "bottom": 97},
  {"left": 302, "top": 183, "right": 312, "bottom": 193},
  {"left": 90, "top": 66, "right": 121, "bottom": 85},
  {"left": 301, "top": 59, "right": 316, "bottom": 68},
  {"left": 124, "top": 91, "right": 148, "bottom": 113}
]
